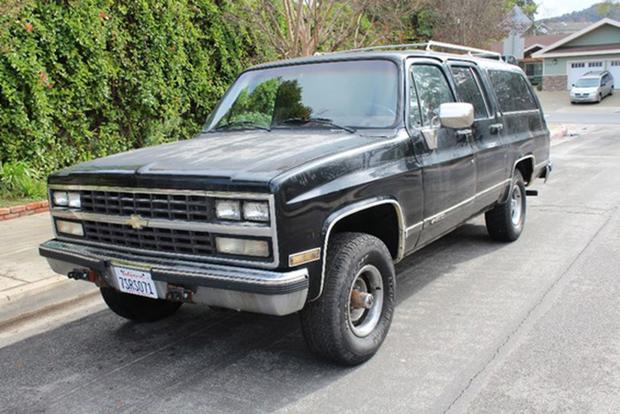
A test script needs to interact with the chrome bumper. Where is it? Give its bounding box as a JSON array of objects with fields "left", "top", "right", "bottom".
[{"left": 39, "top": 239, "right": 308, "bottom": 316}]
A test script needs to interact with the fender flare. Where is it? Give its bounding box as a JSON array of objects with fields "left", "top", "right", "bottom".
[{"left": 311, "top": 197, "right": 406, "bottom": 301}]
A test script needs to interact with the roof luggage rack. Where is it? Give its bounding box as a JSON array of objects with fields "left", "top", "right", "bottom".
[{"left": 327, "top": 40, "right": 502, "bottom": 60}]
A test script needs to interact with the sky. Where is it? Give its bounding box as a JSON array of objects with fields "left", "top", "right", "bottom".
[{"left": 536, "top": 0, "right": 603, "bottom": 19}]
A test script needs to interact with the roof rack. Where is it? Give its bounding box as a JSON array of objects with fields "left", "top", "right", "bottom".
[{"left": 329, "top": 40, "right": 502, "bottom": 60}]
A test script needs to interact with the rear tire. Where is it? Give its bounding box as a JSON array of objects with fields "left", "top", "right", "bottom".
[
  {"left": 100, "top": 287, "right": 182, "bottom": 322},
  {"left": 485, "top": 171, "right": 526, "bottom": 242},
  {"left": 300, "top": 232, "right": 395, "bottom": 366}
]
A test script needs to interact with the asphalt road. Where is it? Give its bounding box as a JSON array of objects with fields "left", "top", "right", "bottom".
[{"left": 1, "top": 125, "right": 620, "bottom": 413}]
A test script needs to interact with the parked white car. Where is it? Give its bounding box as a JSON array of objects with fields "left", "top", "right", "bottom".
[{"left": 570, "top": 71, "right": 614, "bottom": 103}]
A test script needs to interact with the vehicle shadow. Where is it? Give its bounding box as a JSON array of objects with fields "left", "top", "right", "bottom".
[{"left": 0, "top": 221, "right": 507, "bottom": 414}]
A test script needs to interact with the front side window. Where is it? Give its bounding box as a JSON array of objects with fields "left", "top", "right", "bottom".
[
  {"left": 450, "top": 66, "right": 489, "bottom": 119},
  {"left": 409, "top": 65, "right": 454, "bottom": 126},
  {"left": 489, "top": 70, "right": 538, "bottom": 113},
  {"left": 206, "top": 60, "right": 399, "bottom": 132}
]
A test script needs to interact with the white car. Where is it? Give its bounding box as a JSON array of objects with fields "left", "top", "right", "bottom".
[{"left": 570, "top": 71, "right": 614, "bottom": 103}]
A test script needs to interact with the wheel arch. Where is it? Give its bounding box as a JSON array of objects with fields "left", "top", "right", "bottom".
[
  {"left": 312, "top": 198, "right": 405, "bottom": 301},
  {"left": 513, "top": 154, "right": 535, "bottom": 185}
]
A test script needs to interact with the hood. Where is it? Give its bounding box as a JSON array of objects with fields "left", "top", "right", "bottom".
[
  {"left": 571, "top": 86, "right": 599, "bottom": 94},
  {"left": 52, "top": 129, "right": 388, "bottom": 185}
]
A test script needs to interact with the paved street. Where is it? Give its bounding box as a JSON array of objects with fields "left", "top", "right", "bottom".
[{"left": 1, "top": 123, "right": 619, "bottom": 413}]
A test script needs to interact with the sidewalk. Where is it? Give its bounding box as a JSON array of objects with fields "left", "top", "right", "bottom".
[{"left": 0, "top": 213, "right": 97, "bottom": 326}]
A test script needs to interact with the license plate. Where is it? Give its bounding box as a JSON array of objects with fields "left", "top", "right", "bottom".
[{"left": 112, "top": 266, "right": 158, "bottom": 299}]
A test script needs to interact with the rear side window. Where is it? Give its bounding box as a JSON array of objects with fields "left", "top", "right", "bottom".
[
  {"left": 489, "top": 70, "right": 538, "bottom": 113},
  {"left": 450, "top": 66, "right": 489, "bottom": 119}
]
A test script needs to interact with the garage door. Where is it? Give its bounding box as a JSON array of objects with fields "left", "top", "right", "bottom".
[
  {"left": 567, "top": 61, "right": 603, "bottom": 90},
  {"left": 609, "top": 60, "right": 620, "bottom": 89}
]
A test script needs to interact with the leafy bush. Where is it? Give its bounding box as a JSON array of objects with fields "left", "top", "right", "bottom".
[
  {"left": 0, "top": 161, "right": 46, "bottom": 198},
  {"left": 0, "top": 0, "right": 256, "bottom": 183}
]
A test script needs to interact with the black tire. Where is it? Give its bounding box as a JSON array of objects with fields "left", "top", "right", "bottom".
[
  {"left": 485, "top": 170, "right": 526, "bottom": 242},
  {"left": 300, "top": 232, "right": 395, "bottom": 366},
  {"left": 100, "top": 287, "right": 182, "bottom": 322}
]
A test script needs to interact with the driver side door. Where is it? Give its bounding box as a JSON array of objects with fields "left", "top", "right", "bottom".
[{"left": 408, "top": 61, "right": 477, "bottom": 246}]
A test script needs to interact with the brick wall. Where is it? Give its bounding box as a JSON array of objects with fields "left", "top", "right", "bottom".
[
  {"left": 543, "top": 75, "right": 567, "bottom": 91},
  {"left": 0, "top": 201, "right": 49, "bottom": 221}
]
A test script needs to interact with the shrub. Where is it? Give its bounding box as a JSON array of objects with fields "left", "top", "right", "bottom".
[
  {"left": 0, "top": 0, "right": 256, "bottom": 181},
  {"left": 0, "top": 161, "right": 46, "bottom": 198}
]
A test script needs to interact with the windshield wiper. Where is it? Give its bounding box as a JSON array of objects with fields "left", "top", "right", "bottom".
[
  {"left": 213, "top": 120, "right": 271, "bottom": 131},
  {"left": 276, "top": 117, "right": 356, "bottom": 133}
]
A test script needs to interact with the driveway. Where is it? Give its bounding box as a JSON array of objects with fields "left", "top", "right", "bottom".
[
  {"left": 1, "top": 125, "right": 619, "bottom": 413},
  {"left": 536, "top": 90, "right": 620, "bottom": 124}
]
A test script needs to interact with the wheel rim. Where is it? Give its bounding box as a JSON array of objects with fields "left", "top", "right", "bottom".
[
  {"left": 510, "top": 183, "right": 523, "bottom": 227},
  {"left": 348, "top": 264, "right": 384, "bottom": 337}
]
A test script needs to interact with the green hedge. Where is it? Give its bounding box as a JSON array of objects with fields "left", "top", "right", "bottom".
[{"left": 0, "top": 0, "right": 254, "bottom": 183}]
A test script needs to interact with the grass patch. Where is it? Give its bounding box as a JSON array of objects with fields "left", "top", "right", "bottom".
[{"left": 0, "top": 197, "right": 42, "bottom": 208}]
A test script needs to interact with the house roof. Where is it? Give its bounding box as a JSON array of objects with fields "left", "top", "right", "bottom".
[
  {"left": 533, "top": 18, "right": 620, "bottom": 58},
  {"left": 488, "top": 34, "right": 566, "bottom": 55}
]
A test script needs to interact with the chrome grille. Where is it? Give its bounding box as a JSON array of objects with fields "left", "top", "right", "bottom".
[
  {"left": 82, "top": 221, "right": 214, "bottom": 256},
  {"left": 49, "top": 185, "right": 278, "bottom": 267},
  {"left": 80, "top": 190, "right": 213, "bottom": 222}
]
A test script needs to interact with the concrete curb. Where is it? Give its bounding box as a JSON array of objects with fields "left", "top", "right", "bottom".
[
  {"left": 0, "top": 277, "right": 98, "bottom": 329},
  {"left": 549, "top": 124, "right": 568, "bottom": 141}
]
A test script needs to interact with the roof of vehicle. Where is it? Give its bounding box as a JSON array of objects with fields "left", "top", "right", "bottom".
[
  {"left": 248, "top": 48, "right": 522, "bottom": 73},
  {"left": 581, "top": 71, "right": 608, "bottom": 78}
]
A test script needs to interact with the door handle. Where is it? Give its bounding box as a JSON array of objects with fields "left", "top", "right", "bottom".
[{"left": 489, "top": 123, "right": 504, "bottom": 134}]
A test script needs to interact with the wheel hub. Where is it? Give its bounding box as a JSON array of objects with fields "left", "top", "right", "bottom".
[{"left": 348, "top": 264, "right": 384, "bottom": 337}]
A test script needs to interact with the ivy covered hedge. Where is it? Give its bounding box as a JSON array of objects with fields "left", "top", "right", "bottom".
[{"left": 0, "top": 0, "right": 254, "bottom": 188}]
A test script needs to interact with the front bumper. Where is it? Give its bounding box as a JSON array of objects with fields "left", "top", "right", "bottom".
[
  {"left": 39, "top": 239, "right": 308, "bottom": 316},
  {"left": 570, "top": 95, "right": 598, "bottom": 102}
]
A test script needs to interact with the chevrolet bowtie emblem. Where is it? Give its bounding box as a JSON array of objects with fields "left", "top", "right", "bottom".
[{"left": 128, "top": 214, "right": 148, "bottom": 230}]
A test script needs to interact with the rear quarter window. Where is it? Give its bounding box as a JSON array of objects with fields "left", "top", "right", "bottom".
[{"left": 489, "top": 70, "right": 538, "bottom": 113}]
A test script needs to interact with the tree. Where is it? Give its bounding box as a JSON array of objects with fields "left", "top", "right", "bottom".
[
  {"left": 427, "top": 0, "right": 508, "bottom": 48},
  {"left": 507, "top": 0, "right": 538, "bottom": 19},
  {"left": 597, "top": 0, "right": 620, "bottom": 18},
  {"left": 231, "top": 0, "right": 432, "bottom": 58}
]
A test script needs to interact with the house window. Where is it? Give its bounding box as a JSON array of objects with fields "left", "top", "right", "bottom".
[
  {"left": 611, "top": 61, "right": 620, "bottom": 67},
  {"left": 571, "top": 62, "right": 585, "bottom": 68},
  {"left": 588, "top": 61, "right": 603, "bottom": 68}
]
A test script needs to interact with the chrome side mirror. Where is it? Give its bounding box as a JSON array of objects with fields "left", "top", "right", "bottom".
[{"left": 439, "top": 102, "right": 474, "bottom": 129}]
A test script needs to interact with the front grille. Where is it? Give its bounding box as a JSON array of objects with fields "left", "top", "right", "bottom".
[
  {"left": 82, "top": 221, "right": 214, "bottom": 256},
  {"left": 80, "top": 190, "right": 213, "bottom": 222}
]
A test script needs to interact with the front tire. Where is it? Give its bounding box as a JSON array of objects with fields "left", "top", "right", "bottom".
[
  {"left": 300, "top": 233, "right": 395, "bottom": 366},
  {"left": 485, "top": 170, "right": 526, "bottom": 242},
  {"left": 100, "top": 287, "right": 182, "bottom": 322}
]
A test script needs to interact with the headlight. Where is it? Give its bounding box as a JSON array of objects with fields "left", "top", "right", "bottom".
[
  {"left": 55, "top": 220, "right": 84, "bottom": 236},
  {"left": 242, "top": 201, "right": 269, "bottom": 222},
  {"left": 68, "top": 192, "right": 81, "bottom": 208},
  {"left": 215, "top": 199, "right": 241, "bottom": 221},
  {"left": 52, "top": 191, "right": 80, "bottom": 208},
  {"left": 215, "top": 237, "right": 269, "bottom": 257},
  {"left": 52, "top": 191, "right": 68, "bottom": 206}
]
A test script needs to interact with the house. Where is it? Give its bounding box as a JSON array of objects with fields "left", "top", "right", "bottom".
[
  {"left": 533, "top": 18, "right": 620, "bottom": 90},
  {"left": 490, "top": 34, "right": 566, "bottom": 86}
]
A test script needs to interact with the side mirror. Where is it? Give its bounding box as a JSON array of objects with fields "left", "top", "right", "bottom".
[{"left": 438, "top": 103, "right": 474, "bottom": 129}]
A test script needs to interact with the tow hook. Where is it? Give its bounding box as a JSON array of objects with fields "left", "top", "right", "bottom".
[
  {"left": 68, "top": 268, "right": 100, "bottom": 284},
  {"left": 166, "top": 285, "right": 194, "bottom": 303}
]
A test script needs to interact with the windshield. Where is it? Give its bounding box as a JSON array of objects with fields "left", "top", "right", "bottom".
[
  {"left": 575, "top": 78, "right": 600, "bottom": 87},
  {"left": 206, "top": 60, "right": 399, "bottom": 132}
]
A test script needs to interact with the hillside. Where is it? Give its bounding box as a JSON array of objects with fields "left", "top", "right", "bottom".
[{"left": 541, "top": 2, "right": 620, "bottom": 23}]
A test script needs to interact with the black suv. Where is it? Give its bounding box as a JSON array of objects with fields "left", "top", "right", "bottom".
[{"left": 40, "top": 43, "right": 551, "bottom": 365}]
